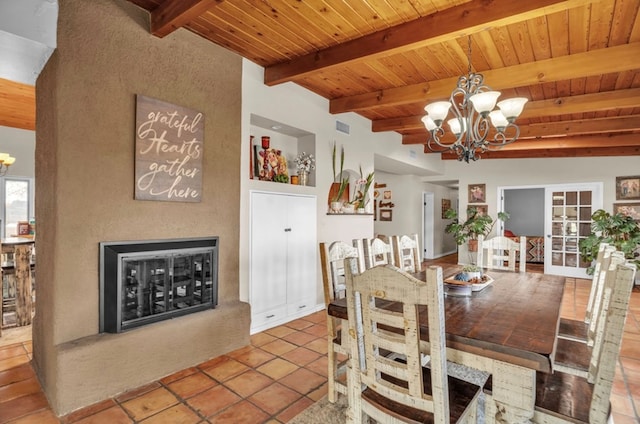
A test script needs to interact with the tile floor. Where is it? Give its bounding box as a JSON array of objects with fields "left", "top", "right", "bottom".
[{"left": 1, "top": 265, "right": 639, "bottom": 423}]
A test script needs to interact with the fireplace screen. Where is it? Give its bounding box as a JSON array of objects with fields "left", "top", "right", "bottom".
[{"left": 100, "top": 238, "right": 218, "bottom": 333}]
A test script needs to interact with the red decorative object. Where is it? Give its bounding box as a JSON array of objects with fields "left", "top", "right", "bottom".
[{"left": 261, "top": 136, "right": 270, "bottom": 149}]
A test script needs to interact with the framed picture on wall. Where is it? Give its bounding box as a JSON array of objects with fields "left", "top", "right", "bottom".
[
  {"left": 473, "top": 205, "right": 488, "bottom": 216},
  {"left": 380, "top": 209, "right": 392, "bottom": 221},
  {"left": 468, "top": 184, "right": 486, "bottom": 203},
  {"left": 614, "top": 202, "right": 640, "bottom": 221},
  {"left": 441, "top": 199, "right": 451, "bottom": 218},
  {"left": 616, "top": 176, "right": 640, "bottom": 200}
]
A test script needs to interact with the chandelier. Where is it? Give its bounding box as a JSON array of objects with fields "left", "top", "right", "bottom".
[
  {"left": 0, "top": 153, "right": 16, "bottom": 176},
  {"left": 422, "top": 37, "right": 528, "bottom": 162}
]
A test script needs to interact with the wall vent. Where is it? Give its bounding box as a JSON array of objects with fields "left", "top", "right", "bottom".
[{"left": 336, "top": 120, "right": 350, "bottom": 135}]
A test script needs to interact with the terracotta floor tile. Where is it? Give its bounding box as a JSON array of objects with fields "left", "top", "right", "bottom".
[
  {"left": 0, "top": 392, "right": 49, "bottom": 423},
  {"left": 0, "top": 355, "right": 30, "bottom": 373},
  {"left": 250, "top": 332, "right": 277, "bottom": 347},
  {"left": 160, "top": 367, "right": 199, "bottom": 385},
  {"left": 305, "top": 355, "right": 329, "bottom": 377},
  {"left": 247, "top": 382, "right": 302, "bottom": 416},
  {"left": 71, "top": 406, "right": 133, "bottom": 424},
  {"left": 186, "top": 384, "right": 241, "bottom": 418},
  {"left": 0, "top": 345, "right": 28, "bottom": 361},
  {"left": 7, "top": 408, "right": 60, "bottom": 424},
  {"left": 256, "top": 358, "right": 299, "bottom": 380},
  {"left": 275, "top": 395, "right": 314, "bottom": 423},
  {"left": 115, "top": 382, "right": 162, "bottom": 403},
  {"left": 228, "top": 347, "right": 275, "bottom": 368},
  {"left": 200, "top": 356, "right": 250, "bottom": 382},
  {"left": 282, "top": 331, "right": 319, "bottom": 347},
  {"left": 139, "top": 403, "right": 202, "bottom": 424},
  {"left": 259, "top": 339, "right": 298, "bottom": 356},
  {"left": 301, "top": 324, "right": 327, "bottom": 338},
  {"left": 0, "top": 363, "right": 35, "bottom": 387},
  {"left": 0, "top": 377, "right": 42, "bottom": 403},
  {"left": 61, "top": 399, "right": 117, "bottom": 424},
  {"left": 306, "top": 382, "right": 328, "bottom": 401},
  {"left": 223, "top": 370, "right": 274, "bottom": 398},
  {"left": 167, "top": 372, "right": 217, "bottom": 399},
  {"left": 303, "top": 311, "right": 326, "bottom": 324},
  {"left": 207, "top": 400, "right": 269, "bottom": 424},
  {"left": 610, "top": 393, "right": 636, "bottom": 418},
  {"left": 610, "top": 413, "right": 639, "bottom": 424},
  {"left": 284, "top": 318, "right": 315, "bottom": 331},
  {"left": 121, "top": 387, "right": 179, "bottom": 421},
  {"left": 264, "top": 325, "right": 297, "bottom": 339},
  {"left": 278, "top": 368, "right": 326, "bottom": 396},
  {"left": 304, "top": 337, "right": 328, "bottom": 354},
  {"left": 280, "top": 347, "right": 321, "bottom": 367}
]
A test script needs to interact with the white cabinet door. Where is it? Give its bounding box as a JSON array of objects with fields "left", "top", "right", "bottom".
[
  {"left": 250, "top": 192, "right": 288, "bottom": 315},
  {"left": 286, "top": 195, "right": 317, "bottom": 313}
]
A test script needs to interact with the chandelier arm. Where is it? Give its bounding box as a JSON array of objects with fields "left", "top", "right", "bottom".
[{"left": 484, "top": 123, "right": 521, "bottom": 147}]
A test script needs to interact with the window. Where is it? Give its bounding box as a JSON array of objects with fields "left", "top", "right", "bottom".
[{"left": 2, "top": 178, "right": 34, "bottom": 238}]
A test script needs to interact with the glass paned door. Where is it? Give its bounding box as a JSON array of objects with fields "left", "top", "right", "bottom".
[
  {"left": 4, "top": 179, "right": 30, "bottom": 238},
  {"left": 545, "top": 183, "right": 602, "bottom": 278}
]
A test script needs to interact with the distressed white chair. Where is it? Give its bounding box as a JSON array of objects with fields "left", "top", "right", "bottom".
[
  {"left": 343, "top": 259, "right": 482, "bottom": 424},
  {"left": 476, "top": 235, "right": 526, "bottom": 272},
  {"left": 534, "top": 261, "right": 636, "bottom": 424},
  {"left": 553, "top": 250, "right": 626, "bottom": 377},
  {"left": 319, "top": 241, "right": 360, "bottom": 403},
  {"left": 390, "top": 233, "right": 421, "bottom": 273},
  {"left": 356, "top": 237, "right": 395, "bottom": 269},
  {"left": 557, "top": 243, "right": 614, "bottom": 343}
]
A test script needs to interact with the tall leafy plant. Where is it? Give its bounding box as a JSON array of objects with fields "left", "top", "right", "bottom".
[
  {"left": 578, "top": 209, "right": 640, "bottom": 274},
  {"left": 444, "top": 207, "right": 509, "bottom": 245},
  {"left": 331, "top": 141, "right": 344, "bottom": 183}
]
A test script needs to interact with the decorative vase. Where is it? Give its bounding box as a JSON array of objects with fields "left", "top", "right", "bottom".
[
  {"left": 290, "top": 175, "right": 299, "bottom": 185},
  {"left": 342, "top": 204, "right": 355, "bottom": 214},
  {"left": 468, "top": 239, "right": 478, "bottom": 252},
  {"left": 298, "top": 171, "right": 309, "bottom": 186},
  {"left": 328, "top": 182, "right": 349, "bottom": 208},
  {"left": 357, "top": 208, "right": 366, "bottom": 214},
  {"left": 330, "top": 201, "right": 342, "bottom": 213}
]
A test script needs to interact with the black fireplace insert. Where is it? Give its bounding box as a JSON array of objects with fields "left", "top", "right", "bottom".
[{"left": 100, "top": 237, "right": 218, "bottom": 333}]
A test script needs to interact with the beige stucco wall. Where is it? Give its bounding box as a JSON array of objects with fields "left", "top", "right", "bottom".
[{"left": 33, "top": 0, "right": 250, "bottom": 415}]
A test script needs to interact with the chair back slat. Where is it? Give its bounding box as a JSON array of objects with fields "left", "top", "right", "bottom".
[
  {"left": 477, "top": 235, "right": 526, "bottom": 272},
  {"left": 390, "top": 234, "right": 421, "bottom": 273},
  {"left": 586, "top": 247, "right": 618, "bottom": 346},
  {"left": 344, "top": 260, "right": 452, "bottom": 421},
  {"left": 584, "top": 243, "right": 611, "bottom": 324},
  {"left": 359, "top": 237, "right": 394, "bottom": 269},
  {"left": 319, "top": 241, "right": 359, "bottom": 304}
]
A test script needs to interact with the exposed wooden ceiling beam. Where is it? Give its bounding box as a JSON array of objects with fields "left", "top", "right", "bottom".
[
  {"left": 402, "top": 115, "right": 640, "bottom": 145},
  {"left": 330, "top": 43, "right": 640, "bottom": 114},
  {"left": 151, "top": 0, "right": 223, "bottom": 38},
  {"left": 0, "top": 77, "right": 35, "bottom": 131},
  {"left": 424, "top": 133, "right": 640, "bottom": 159},
  {"left": 264, "top": 0, "right": 589, "bottom": 86}
]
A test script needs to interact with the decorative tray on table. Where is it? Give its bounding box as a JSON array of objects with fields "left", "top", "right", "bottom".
[{"left": 444, "top": 273, "right": 494, "bottom": 297}]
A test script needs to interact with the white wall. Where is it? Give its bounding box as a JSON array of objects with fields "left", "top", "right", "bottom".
[
  {"left": 423, "top": 156, "right": 640, "bottom": 263},
  {"left": 0, "top": 125, "right": 35, "bottom": 178}
]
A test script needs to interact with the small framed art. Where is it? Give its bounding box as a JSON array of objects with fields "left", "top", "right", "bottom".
[
  {"left": 616, "top": 176, "right": 640, "bottom": 200},
  {"left": 613, "top": 202, "right": 640, "bottom": 221},
  {"left": 469, "top": 184, "right": 486, "bottom": 203}
]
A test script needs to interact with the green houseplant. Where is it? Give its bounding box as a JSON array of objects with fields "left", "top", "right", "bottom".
[
  {"left": 444, "top": 207, "right": 510, "bottom": 252},
  {"left": 578, "top": 209, "right": 640, "bottom": 275}
]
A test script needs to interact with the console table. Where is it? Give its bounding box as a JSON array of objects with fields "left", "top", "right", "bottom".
[{"left": 1, "top": 237, "right": 35, "bottom": 333}]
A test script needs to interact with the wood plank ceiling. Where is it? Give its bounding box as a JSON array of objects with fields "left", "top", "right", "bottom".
[{"left": 5, "top": 0, "right": 640, "bottom": 160}]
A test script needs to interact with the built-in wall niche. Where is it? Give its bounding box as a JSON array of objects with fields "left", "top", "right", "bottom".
[{"left": 249, "top": 114, "right": 316, "bottom": 187}]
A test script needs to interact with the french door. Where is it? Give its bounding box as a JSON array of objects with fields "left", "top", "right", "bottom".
[{"left": 544, "top": 183, "right": 602, "bottom": 278}]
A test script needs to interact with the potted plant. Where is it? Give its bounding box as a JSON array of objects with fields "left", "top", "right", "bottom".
[
  {"left": 330, "top": 177, "right": 349, "bottom": 213},
  {"left": 578, "top": 209, "right": 640, "bottom": 275},
  {"left": 352, "top": 166, "right": 374, "bottom": 213},
  {"left": 328, "top": 142, "right": 349, "bottom": 207},
  {"left": 444, "top": 207, "right": 509, "bottom": 252}
]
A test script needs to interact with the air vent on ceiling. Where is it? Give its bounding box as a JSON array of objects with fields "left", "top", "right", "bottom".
[{"left": 336, "top": 120, "right": 350, "bottom": 135}]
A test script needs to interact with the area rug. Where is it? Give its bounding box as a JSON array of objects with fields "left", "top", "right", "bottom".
[{"left": 289, "top": 361, "right": 488, "bottom": 423}]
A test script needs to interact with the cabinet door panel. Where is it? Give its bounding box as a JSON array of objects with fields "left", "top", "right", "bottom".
[
  {"left": 250, "top": 192, "right": 288, "bottom": 314},
  {"left": 286, "top": 195, "right": 317, "bottom": 305}
]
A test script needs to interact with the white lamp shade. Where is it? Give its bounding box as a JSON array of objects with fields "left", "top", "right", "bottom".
[
  {"left": 0, "top": 153, "right": 8, "bottom": 162},
  {"left": 497, "top": 97, "right": 528, "bottom": 119},
  {"left": 447, "top": 117, "right": 466, "bottom": 135},
  {"left": 4, "top": 156, "right": 15, "bottom": 166},
  {"left": 424, "top": 101, "right": 451, "bottom": 123},
  {"left": 489, "top": 110, "right": 509, "bottom": 129},
  {"left": 421, "top": 115, "right": 437, "bottom": 131},
  {"left": 469, "top": 91, "right": 501, "bottom": 114}
]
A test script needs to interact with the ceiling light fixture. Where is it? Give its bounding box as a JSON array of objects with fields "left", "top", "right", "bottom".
[
  {"left": 0, "top": 153, "right": 16, "bottom": 176},
  {"left": 422, "top": 36, "right": 528, "bottom": 162}
]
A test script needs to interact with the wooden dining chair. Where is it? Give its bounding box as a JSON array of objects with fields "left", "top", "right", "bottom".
[
  {"left": 343, "top": 259, "right": 482, "bottom": 424},
  {"left": 356, "top": 237, "right": 394, "bottom": 269},
  {"left": 534, "top": 261, "right": 636, "bottom": 424},
  {"left": 557, "top": 243, "right": 614, "bottom": 343},
  {"left": 476, "top": 235, "right": 526, "bottom": 272},
  {"left": 319, "top": 241, "right": 360, "bottom": 403},
  {"left": 553, "top": 250, "right": 626, "bottom": 378},
  {"left": 390, "top": 233, "right": 421, "bottom": 273}
]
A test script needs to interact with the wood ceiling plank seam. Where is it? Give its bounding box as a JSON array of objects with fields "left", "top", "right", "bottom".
[
  {"left": 318, "top": 0, "right": 380, "bottom": 34},
  {"left": 335, "top": 0, "right": 400, "bottom": 30},
  {"left": 265, "top": 0, "right": 590, "bottom": 85},
  {"left": 630, "top": 1, "right": 640, "bottom": 42},
  {"left": 506, "top": 21, "right": 537, "bottom": 64},
  {"left": 376, "top": 54, "right": 426, "bottom": 86},
  {"left": 330, "top": 42, "right": 640, "bottom": 113},
  {"left": 447, "top": 38, "right": 477, "bottom": 74},
  {"left": 488, "top": 27, "right": 521, "bottom": 67},
  {"left": 185, "top": 20, "right": 282, "bottom": 65},
  {"left": 356, "top": 61, "right": 411, "bottom": 88},
  {"left": 613, "top": 69, "right": 638, "bottom": 90},
  {"left": 587, "top": 0, "right": 615, "bottom": 49},
  {"left": 475, "top": 30, "right": 506, "bottom": 69},
  {"left": 546, "top": 10, "right": 570, "bottom": 57},
  {"left": 527, "top": 15, "right": 553, "bottom": 61},
  {"left": 195, "top": 7, "right": 306, "bottom": 62},
  {"left": 403, "top": 50, "right": 443, "bottom": 83},
  {"left": 423, "top": 42, "right": 466, "bottom": 78},
  {"left": 300, "top": 0, "right": 368, "bottom": 41},
  {"left": 384, "top": 0, "right": 425, "bottom": 21},
  {"left": 408, "top": 45, "right": 454, "bottom": 80},
  {"left": 608, "top": 0, "right": 640, "bottom": 45},
  {"left": 359, "top": 0, "right": 409, "bottom": 24},
  {"left": 568, "top": 3, "right": 591, "bottom": 54}
]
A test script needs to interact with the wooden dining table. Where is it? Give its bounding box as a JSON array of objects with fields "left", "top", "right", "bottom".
[{"left": 328, "top": 264, "right": 566, "bottom": 424}]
